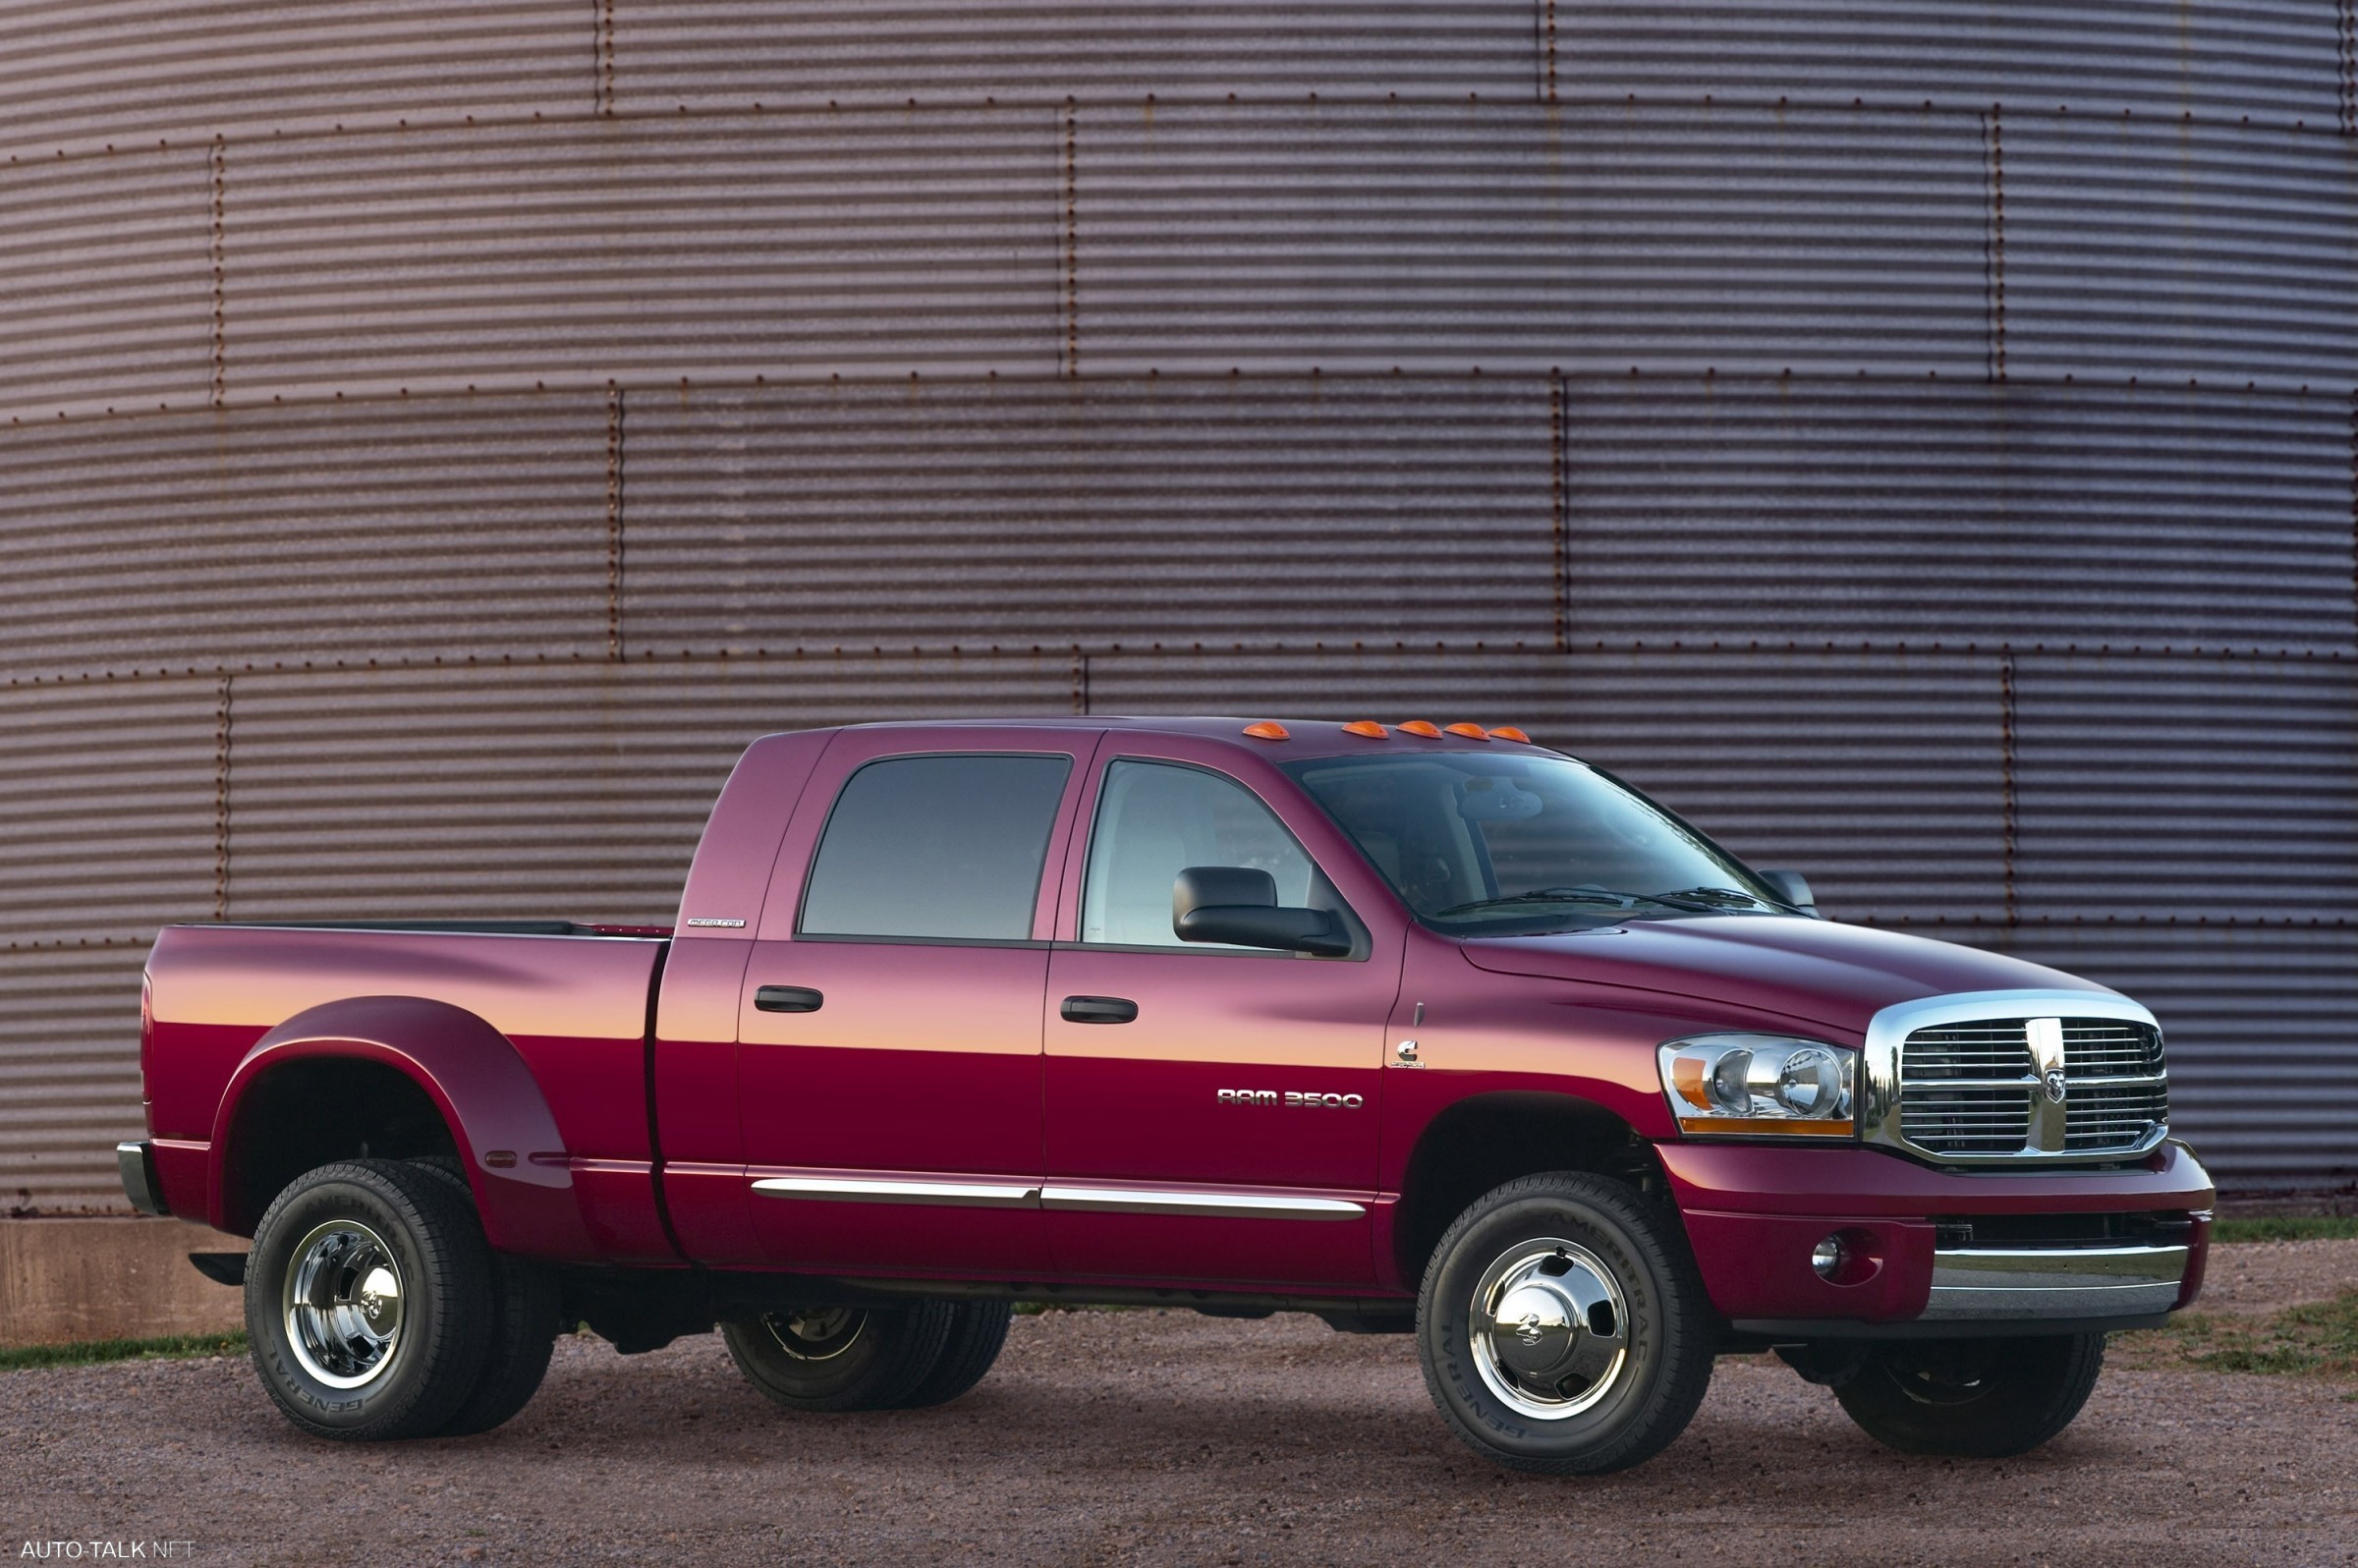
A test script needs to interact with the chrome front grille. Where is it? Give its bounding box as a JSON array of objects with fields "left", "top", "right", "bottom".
[
  {"left": 1896, "top": 1015, "right": 2167, "bottom": 1160},
  {"left": 2060, "top": 1020, "right": 2165, "bottom": 1078},
  {"left": 2064, "top": 1077, "right": 2172, "bottom": 1150},
  {"left": 1900, "top": 1080, "right": 2028, "bottom": 1153}
]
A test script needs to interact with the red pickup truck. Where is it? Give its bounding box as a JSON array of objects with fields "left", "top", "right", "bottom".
[{"left": 120, "top": 717, "right": 2209, "bottom": 1475}]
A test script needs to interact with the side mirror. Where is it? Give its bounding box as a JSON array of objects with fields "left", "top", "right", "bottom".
[
  {"left": 1756, "top": 868, "right": 1818, "bottom": 916},
  {"left": 1172, "top": 867, "right": 1351, "bottom": 957}
]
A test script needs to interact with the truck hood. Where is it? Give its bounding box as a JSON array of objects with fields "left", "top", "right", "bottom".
[{"left": 1459, "top": 916, "right": 2113, "bottom": 1037}]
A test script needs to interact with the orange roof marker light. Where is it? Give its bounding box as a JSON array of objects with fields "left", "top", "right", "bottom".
[
  {"left": 1340, "top": 720, "right": 1388, "bottom": 739},
  {"left": 1396, "top": 720, "right": 1442, "bottom": 738},
  {"left": 1443, "top": 722, "right": 1490, "bottom": 740},
  {"left": 1488, "top": 726, "right": 1534, "bottom": 744},
  {"left": 1241, "top": 720, "right": 1291, "bottom": 742}
]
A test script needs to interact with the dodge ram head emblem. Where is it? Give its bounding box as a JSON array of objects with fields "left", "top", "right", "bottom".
[{"left": 2041, "top": 1067, "right": 2068, "bottom": 1104}]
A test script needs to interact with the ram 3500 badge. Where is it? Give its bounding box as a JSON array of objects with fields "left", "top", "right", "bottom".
[{"left": 124, "top": 717, "right": 2209, "bottom": 1473}]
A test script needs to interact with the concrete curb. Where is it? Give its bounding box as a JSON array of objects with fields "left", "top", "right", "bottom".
[{"left": 1, "top": 1217, "right": 249, "bottom": 1348}]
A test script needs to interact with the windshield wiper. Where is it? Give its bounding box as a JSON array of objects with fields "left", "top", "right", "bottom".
[
  {"left": 1653, "top": 884, "right": 1805, "bottom": 915},
  {"left": 1433, "top": 888, "right": 1694, "bottom": 919},
  {"left": 1434, "top": 885, "right": 1800, "bottom": 920}
]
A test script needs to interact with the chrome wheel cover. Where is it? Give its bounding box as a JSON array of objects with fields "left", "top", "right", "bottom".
[
  {"left": 759, "top": 1308, "right": 868, "bottom": 1363},
  {"left": 283, "top": 1219, "right": 406, "bottom": 1390},
  {"left": 1469, "top": 1238, "right": 1630, "bottom": 1421}
]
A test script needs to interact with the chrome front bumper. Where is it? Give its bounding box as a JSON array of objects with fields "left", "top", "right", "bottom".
[{"left": 1920, "top": 1243, "right": 2190, "bottom": 1321}]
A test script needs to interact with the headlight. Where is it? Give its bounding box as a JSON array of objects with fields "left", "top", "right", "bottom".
[{"left": 1656, "top": 1034, "right": 1857, "bottom": 1138}]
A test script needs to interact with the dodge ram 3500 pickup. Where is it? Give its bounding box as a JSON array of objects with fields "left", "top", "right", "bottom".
[{"left": 121, "top": 717, "right": 2210, "bottom": 1474}]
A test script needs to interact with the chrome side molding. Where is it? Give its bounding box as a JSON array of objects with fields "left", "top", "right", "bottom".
[
  {"left": 752, "top": 1176, "right": 1039, "bottom": 1208},
  {"left": 1038, "top": 1186, "right": 1366, "bottom": 1222},
  {"left": 750, "top": 1173, "right": 1366, "bottom": 1221}
]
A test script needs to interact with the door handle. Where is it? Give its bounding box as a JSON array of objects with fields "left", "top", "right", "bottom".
[
  {"left": 754, "top": 984, "right": 824, "bottom": 1014},
  {"left": 1060, "top": 995, "right": 1139, "bottom": 1025}
]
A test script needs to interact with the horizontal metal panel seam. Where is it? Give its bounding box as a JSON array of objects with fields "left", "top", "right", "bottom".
[
  {"left": 7, "top": 100, "right": 2343, "bottom": 166},
  {"left": 7, "top": 644, "right": 2354, "bottom": 691}
]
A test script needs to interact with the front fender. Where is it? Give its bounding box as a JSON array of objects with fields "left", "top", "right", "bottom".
[{"left": 210, "top": 995, "right": 597, "bottom": 1259}]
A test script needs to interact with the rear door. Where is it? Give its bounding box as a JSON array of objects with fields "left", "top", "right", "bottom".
[
  {"left": 737, "top": 728, "right": 1095, "bottom": 1276},
  {"left": 1041, "top": 741, "right": 1404, "bottom": 1287}
]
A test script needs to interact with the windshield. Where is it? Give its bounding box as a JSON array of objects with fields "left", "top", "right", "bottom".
[{"left": 1282, "top": 753, "right": 1784, "bottom": 934}]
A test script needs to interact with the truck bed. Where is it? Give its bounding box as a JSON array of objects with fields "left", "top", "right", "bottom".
[{"left": 142, "top": 921, "right": 670, "bottom": 1241}]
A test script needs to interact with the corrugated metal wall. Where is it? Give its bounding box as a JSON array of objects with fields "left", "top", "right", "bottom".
[{"left": 2, "top": 2, "right": 2352, "bottom": 1209}]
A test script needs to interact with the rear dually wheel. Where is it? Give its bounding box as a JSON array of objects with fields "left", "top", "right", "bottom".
[{"left": 244, "top": 1158, "right": 494, "bottom": 1440}]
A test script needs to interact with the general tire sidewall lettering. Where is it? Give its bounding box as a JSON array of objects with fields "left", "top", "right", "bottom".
[
  {"left": 1416, "top": 1173, "right": 1713, "bottom": 1472},
  {"left": 1438, "top": 1202, "right": 1657, "bottom": 1441},
  {"left": 242, "top": 1159, "right": 494, "bottom": 1440},
  {"left": 250, "top": 1180, "right": 435, "bottom": 1424}
]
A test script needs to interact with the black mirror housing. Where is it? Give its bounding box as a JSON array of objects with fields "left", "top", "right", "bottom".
[
  {"left": 1175, "top": 903, "right": 1352, "bottom": 957},
  {"left": 1172, "top": 867, "right": 1351, "bottom": 956},
  {"left": 1756, "top": 868, "right": 1818, "bottom": 915},
  {"left": 1173, "top": 866, "right": 1276, "bottom": 919}
]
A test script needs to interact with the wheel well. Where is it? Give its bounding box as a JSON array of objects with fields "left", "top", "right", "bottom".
[
  {"left": 1392, "top": 1093, "right": 1664, "bottom": 1287},
  {"left": 222, "top": 1057, "right": 460, "bottom": 1234}
]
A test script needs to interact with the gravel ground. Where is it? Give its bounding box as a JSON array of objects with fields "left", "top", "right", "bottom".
[
  {"left": 2198, "top": 1239, "right": 2358, "bottom": 1315},
  {"left": 5, "top": 1247, "right": 2353, "bottom": 1568}
]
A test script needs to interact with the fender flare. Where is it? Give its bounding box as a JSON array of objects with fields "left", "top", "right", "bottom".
[
  {"left": 1384, "top": 1088, "right": 1656, "bottom": 1288},
  {"left": 209, "top": 995, "right": 594, "bottom": 1258}
]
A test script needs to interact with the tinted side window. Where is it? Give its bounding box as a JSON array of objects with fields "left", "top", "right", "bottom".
[
  {"left": 800, "top": 755, "right": 1072, "bottom": 940},
  {"left": 1081, "top": 761, "right": 1315, "bottom": 946}
]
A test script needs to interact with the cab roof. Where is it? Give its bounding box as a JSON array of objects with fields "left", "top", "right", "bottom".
[{"left": 824, "top": 714, "right": 1555, "bottom": 761}]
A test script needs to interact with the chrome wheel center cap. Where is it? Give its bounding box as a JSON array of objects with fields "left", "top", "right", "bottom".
[
  {"left": 1468, "top": 1238, "right": 1631, "bottom": 1421},
  {"left": 1491, "top": 1280, "right": 1580, "bottom": 1378},
  {"left": 283, "top": 1218, "right": 407, "bottom": 1391},
  {"left": 355, "top": 1265, "right": 402, "bottom": 1333}
]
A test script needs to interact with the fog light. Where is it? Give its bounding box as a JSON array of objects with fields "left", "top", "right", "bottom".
[{"left": 1811, "top": 1235, "right": 1845, "bottom": 1279}]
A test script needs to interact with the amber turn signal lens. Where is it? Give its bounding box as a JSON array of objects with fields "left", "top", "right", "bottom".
[
  {"left": 1396, "top": 719, "right": 1442, "bottom": 738},
  {"left": 1443, "top": 722, "right": 1489, "bottom": 740},
  {"left": 1487, "top": 726, "right": 1533, "bottom": 743},
  {"left": 1241, "top": 720, "right": 1291, "bottom": 741},
  {"left": 1670, "top": 1055, "right": 1713, "bottom": 1110},
  {"left": 1340, "top": 720, "right": 1387, "bottom": 739}
]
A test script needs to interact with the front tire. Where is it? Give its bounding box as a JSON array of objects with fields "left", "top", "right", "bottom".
[
  {"left": 721, "top": 1302, "right": 955, "bottom": 1413},
  {"left": 1833, "top": 1333, "right": 2105, "bottom": 1457},
  {"left": 245, "top": 1159, "right": 494, "bottom": 1440},
  {"left": 1416, "top": 1172, "right": 1715, "bottom": 1476}
]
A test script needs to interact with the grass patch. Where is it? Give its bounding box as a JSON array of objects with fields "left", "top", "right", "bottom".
[
  {"left": 2213, "top": 1215, "right": 2358, "bottom": 1245},
  {"left": 2112, "top": 1291, "right": 2358, "bottom": 1381},
  {"left": 0, "top": 1330, "right": 248, "bottom": 1372}
]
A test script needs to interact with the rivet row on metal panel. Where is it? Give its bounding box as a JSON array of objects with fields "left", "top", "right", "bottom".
[{"left": 0, "top": 2, "right": 590, "bottom": 165}]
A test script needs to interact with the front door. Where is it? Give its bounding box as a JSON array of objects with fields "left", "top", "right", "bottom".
[
  {"left": 1042, "top": 750, "right": 1400, "bottom": 1287},
  {"left": 737, "top": 731, "right": 1089, "bottom": 1276}
]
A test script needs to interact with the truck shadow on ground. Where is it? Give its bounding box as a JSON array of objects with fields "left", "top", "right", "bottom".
[{"left": 13, "top": 1324, "right": 2337, "bottom": 1568}]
